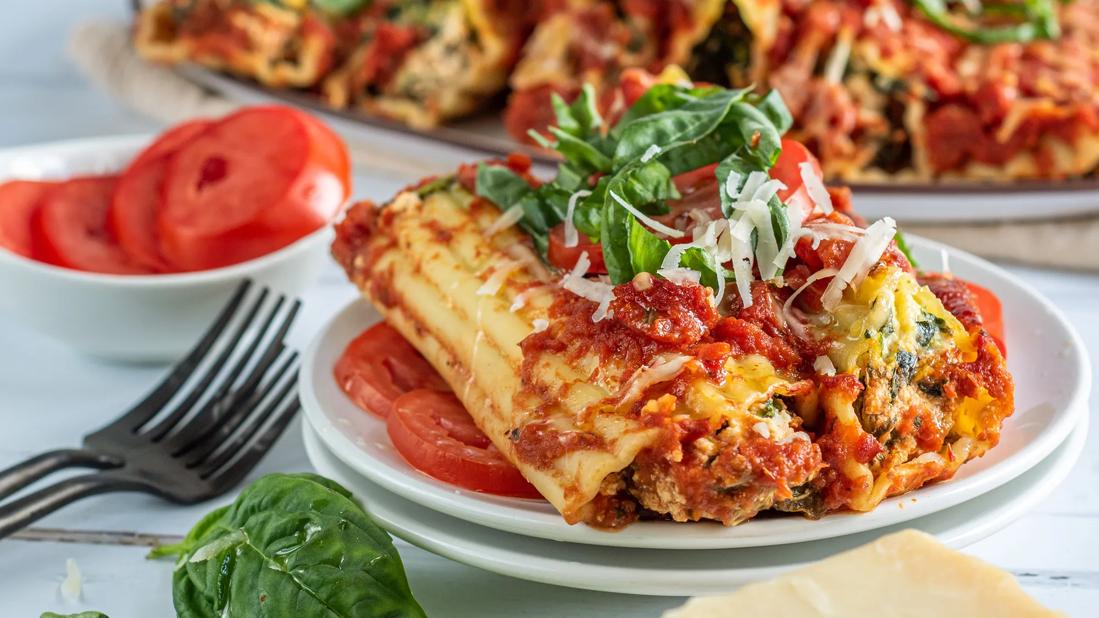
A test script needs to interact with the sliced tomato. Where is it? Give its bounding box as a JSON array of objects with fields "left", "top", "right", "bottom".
[
  {"left": 547, "top": 223, "right": 607, "bottom": 273},
  {"left": 158, "top": 106, "right": 350, "bottom": 271},
  {"left": 0, "top": 180, "right": 52, "bottom": 258},
  {"left": 334, "top": 322, "right": 450, "bottom": 418},
  {"left": 388, "top": 389, "right": 543, "bottom": 499},
  {"left": 964, "top": 280, "right": 1006, "bottom": 357},
  {"left": 771, "top": 138, "right": 821, "bottom": 216},
  {"left": 32, "top": 176, "right": 152, "bottom": 274},
  {"left": 131, "top": 119, "right": 214, "bottom": 170},
  {"left": 111, "top": 119, "right": 214, "bottom": 272}
]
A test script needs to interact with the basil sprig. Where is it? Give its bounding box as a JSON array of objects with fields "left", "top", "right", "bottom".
[
  {"left": 911, "top": 0, "right": 1061, "bottom": 44},
  {"left": 151, "top": 473, "right": 425, "bottom": 618},
  {"left": 475, "top": 81, "right": 795, "bottom": 292}
]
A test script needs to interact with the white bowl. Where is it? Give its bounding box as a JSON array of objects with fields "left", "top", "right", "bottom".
[{"left": 0, "top": 134, "right": 333, "bottom": 362}]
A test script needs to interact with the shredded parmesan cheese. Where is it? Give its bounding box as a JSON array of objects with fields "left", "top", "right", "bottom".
[
  {"left": 728, "top": 214, "right": 757, "bottom": 307},
  {"left": 752, "top": 422, "right": 772, "bottom": 439},
  {"left": 751, "top": 179, "right": 788, "bottom": 205},
  {"left": 609, "top": 190, "right": 685, "bottom": 238},
  {"left": 737, "top": 171, "right": 769, "bottom": 203},
  {"left": 531, "top": 318, "right": 549, "bottom": 332},
  {"left": 509, "top": 285, "right": 549, "bottom": 312},
  {"left": 658, "top": 267, "right": 702, "bottom": 286},
  {"left": 60, "top": 558, "right": 82, "bottom": 603},
  {"left": 820, "top": 217, "right": 897, "bottom": 310},
  {"left": 724, "top": 170, "right": 743, "bottom": 199},
  {"left": 619, "top": 354, "right": 694, "bottom": 404},
  {"left": 563, "top": 190, "right": 592, "bottom": 248},
  {"left": 781, "top": 268, "right": 840, "bottom": 338},
  {"left": 814, "top": 355, "right": 837, "bottom": 376},
  {"left": 800, "top": 162, "right": 834, "bottom": 214},
  {"left": 477, "top": 259, "right": 522, "bottom": 297},
  {"left": 561, "top": 251, "right": 616, "bottom": 322},
  {"left": 483, "top": 205, "right": 524, "bottom": 237}
]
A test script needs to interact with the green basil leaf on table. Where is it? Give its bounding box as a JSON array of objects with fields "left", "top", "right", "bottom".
[
  {"left": 41, "top": 612, "right": 110, "bottom": 618},
  {"left": 151, "top": 473, "right": 425, "bottom": 618}
]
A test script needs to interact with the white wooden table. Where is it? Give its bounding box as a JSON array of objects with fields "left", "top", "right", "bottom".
[{"left": 2, "top": 3, "right": 1097, "bottom": 616}]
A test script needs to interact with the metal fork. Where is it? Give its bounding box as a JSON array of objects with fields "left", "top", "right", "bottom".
[{"left": 0, "top": 280, "right": 303, "bottom": 538}]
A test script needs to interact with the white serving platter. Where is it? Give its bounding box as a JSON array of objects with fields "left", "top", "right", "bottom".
[{"left": 182, "top": 65, "right": 1099, "bottom": 223}]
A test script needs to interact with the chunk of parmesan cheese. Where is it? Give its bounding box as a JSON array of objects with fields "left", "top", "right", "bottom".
[{"left": 663, "top": 530, "right": 1062, "bottom": 618}]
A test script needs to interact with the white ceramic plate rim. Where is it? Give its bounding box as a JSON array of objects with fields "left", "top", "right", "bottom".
[
  {"left": 299, "top": 236, "right": 1091, "bottom": 549},
  {"left": 0, "top": 134, "right": 336, "bottom": 287},
  {"left": 303, "top": 414, "right": 1087, "bottom": 596}
]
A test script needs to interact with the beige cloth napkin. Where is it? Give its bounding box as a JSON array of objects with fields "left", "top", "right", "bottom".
[{"left": 69, "top": 22, "right": 1099, "bottom": 271}]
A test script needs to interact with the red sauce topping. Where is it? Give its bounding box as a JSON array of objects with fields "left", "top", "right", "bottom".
[
  {"left": 609, "top": 276, "right": 718, "bottom": 345},
  {"left": 510, "top": 420, "right": 607, "bottom": 469}
]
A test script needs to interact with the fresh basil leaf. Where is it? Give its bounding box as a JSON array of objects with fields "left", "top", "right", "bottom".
[
  {"left": 894, "top": 230, "right": 919, "bottom": 268},
  {"left": 476, "top": 163, "right": 533, "bottom": 210},
  {"left": 628, "top": 217, "right": 671, "bottom": 275},
  {"left": 607, "top": 159, "right": 679, "bottom": 207},
  {"left": 727, "top": 101, "right": 784, "bottom": 168},
  {"left": 553, "top": 161, "right": 588, "bottom": 192},
  {"left": 547, "top": 126, "right": 613, "bottom": 175},
  {"left": 572, "top": 178, "right": 608, "bottom": 240},
  {"left": 41, "top": 612, "right": 109, "bottom": 618},
  {"left": 551, "top": 84, "right": 603, "bottom": 140},
  {"left": 681, "top": 246, "right": 725, "bottom": 293},
  {"left": 769, "top": 196, "right": 790, "bottom": 253},
  {"left": 414, "top": 175, "right": 454, "bottom": 198},
  {"left": 153, "top": 473, "right": 425, "bottom": 618},
  {"left": 611, "top": 83, "right": 722, "bottom": 138},
  {"left": 614, "top": 89, "right": 748, "bottom": 167},
  {"left": 526, "top": 128, "right": 553, "bottom": 149},
  {"left": 750, "top": 89, "right": 794, "bottom": 135},
  {"left": 715, "top": 151, "right": 753, "bottom": 218},
  {"left": 911, "top": 0, "right": 1060, "bottom": 44},
  {"left": 601, "top": 191, "right": 635, "bottom": 283}
]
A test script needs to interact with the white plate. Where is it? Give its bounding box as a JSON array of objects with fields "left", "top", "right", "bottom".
[
  {"left": 299, "top": 237, "right": 1090, "bottom": 549},
  {"left": 182, "top": 66, "right": 1099, "bottom": 223},
  {"left": 303, "top": 414, "right": 1088, "bottom": 596}
]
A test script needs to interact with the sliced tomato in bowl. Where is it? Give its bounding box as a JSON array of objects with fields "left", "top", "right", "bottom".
[
  {"left": 110, "top": 119, "right": 213, "bottom": 272},
  {"left": 387, "top": 389, "right": 543, "bottom": 499},
  {"left": 0, "top": 180, "right": 52, "bottom": 259},
  {"left": 32, "top": 176, "right": 153, "bottom": 275},
  {"left": 158, "top": 106, "right": 350, "bottom": 271},
  {"left": 334, "top": 322, "right": 451, "bottom": 418}
]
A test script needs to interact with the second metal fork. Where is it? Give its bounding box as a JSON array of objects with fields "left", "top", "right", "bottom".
[{"left": 0, "top": 280, "right": 302, "bottom": 538}]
